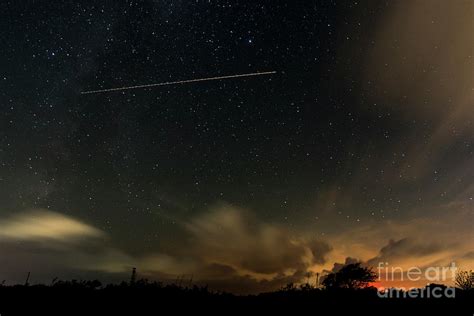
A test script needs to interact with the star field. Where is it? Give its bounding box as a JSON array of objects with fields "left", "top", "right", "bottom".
[{"left": 0, "top": 1, "right": 472, "bottom": 291}]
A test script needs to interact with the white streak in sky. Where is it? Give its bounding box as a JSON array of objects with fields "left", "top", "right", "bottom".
[{"left": 81, "top": 71, "right": 277, "bottom": 94}]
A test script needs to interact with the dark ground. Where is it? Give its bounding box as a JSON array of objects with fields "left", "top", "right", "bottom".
[{"left": 0, "top": 281, "right": 472, "bottom": 316}]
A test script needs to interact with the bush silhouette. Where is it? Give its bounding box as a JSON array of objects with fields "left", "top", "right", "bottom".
[
  {"left": 455, "top": 270, "right": 474, "bottom": 290},
  {"left": 322, "top": 262, "right": 376, "bottom": 289}
]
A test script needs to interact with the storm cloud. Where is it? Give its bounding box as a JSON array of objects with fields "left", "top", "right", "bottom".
[{"left": 0, "top": 206, "right": 332, "bottom": 293}]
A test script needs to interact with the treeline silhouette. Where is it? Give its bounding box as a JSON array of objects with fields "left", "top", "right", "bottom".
[{"left": 0, "top": 267, "right": 472, "bottom": 316}]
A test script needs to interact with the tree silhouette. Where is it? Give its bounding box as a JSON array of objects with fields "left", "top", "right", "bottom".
[
  {"left": 455, "top": 270, "right": 474, "bottom": 290},
  {"left": 322, "top": 262, "right": 376, "bottom": 289}
]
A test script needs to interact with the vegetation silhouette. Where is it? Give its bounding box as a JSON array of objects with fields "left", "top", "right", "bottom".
[
  {"left": 0, "top": 269, "right": 472, "bottom": 315},
  {"left": 455, "top": 269, "right": 474, "bottom": 290},
  {"left": 321, "top": 262, "right": 377, "bottom": 289}
]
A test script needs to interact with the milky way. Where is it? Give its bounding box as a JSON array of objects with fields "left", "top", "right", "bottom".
[{"left": 0, "top": 0, "right": 472, "bottom": 293}]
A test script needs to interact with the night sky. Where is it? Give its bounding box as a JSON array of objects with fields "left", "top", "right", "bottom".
[{"left": 0, "top": 1, "right": 473, "bottom": 293}]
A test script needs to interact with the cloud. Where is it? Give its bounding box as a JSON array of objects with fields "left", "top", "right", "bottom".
[
  {"left": 366, "top": 238, "right": 448, "bottom": 268},
  {"left": 365, "top": 0, "right": 473, "bottom": 121},
  {"left": 363, "top": 0, "right": 474, "bottom": 182},
  {"left": 326, "top": 257, "right": 360, "bottom": 274},
  {"left": 183, "top": 204, "right": 331, "bottom": 276},
  {"left": 137, "top": 203, "right": 332, "bottom": 293},
  {"left": 0, "top": 210, "right": 103, "bottom": 243},
  {"left": 461, "top": 252, "right": 474, "bottom": 260},
  {"left": 2, "top": 205, "right": 469, "bottom": 293},
  {"left": 0, "top": 206, "right": 332, "bottom": 292},
  {"left": 0, "top": 210, "right": 132, "bottom": 284},
  {"left": 4, "top": 204, "right": 467, "bottom": 293},
  {"left": 319, "top": 203, "right": 474, "bottom": 289},
  {"left": 359, "top": 237, "right": 466, "bottom": 288}
]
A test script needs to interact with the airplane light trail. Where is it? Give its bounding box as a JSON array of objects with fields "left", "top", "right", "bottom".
[{"left": 81, "top": 71, "right": 277, "bottom": 94}]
